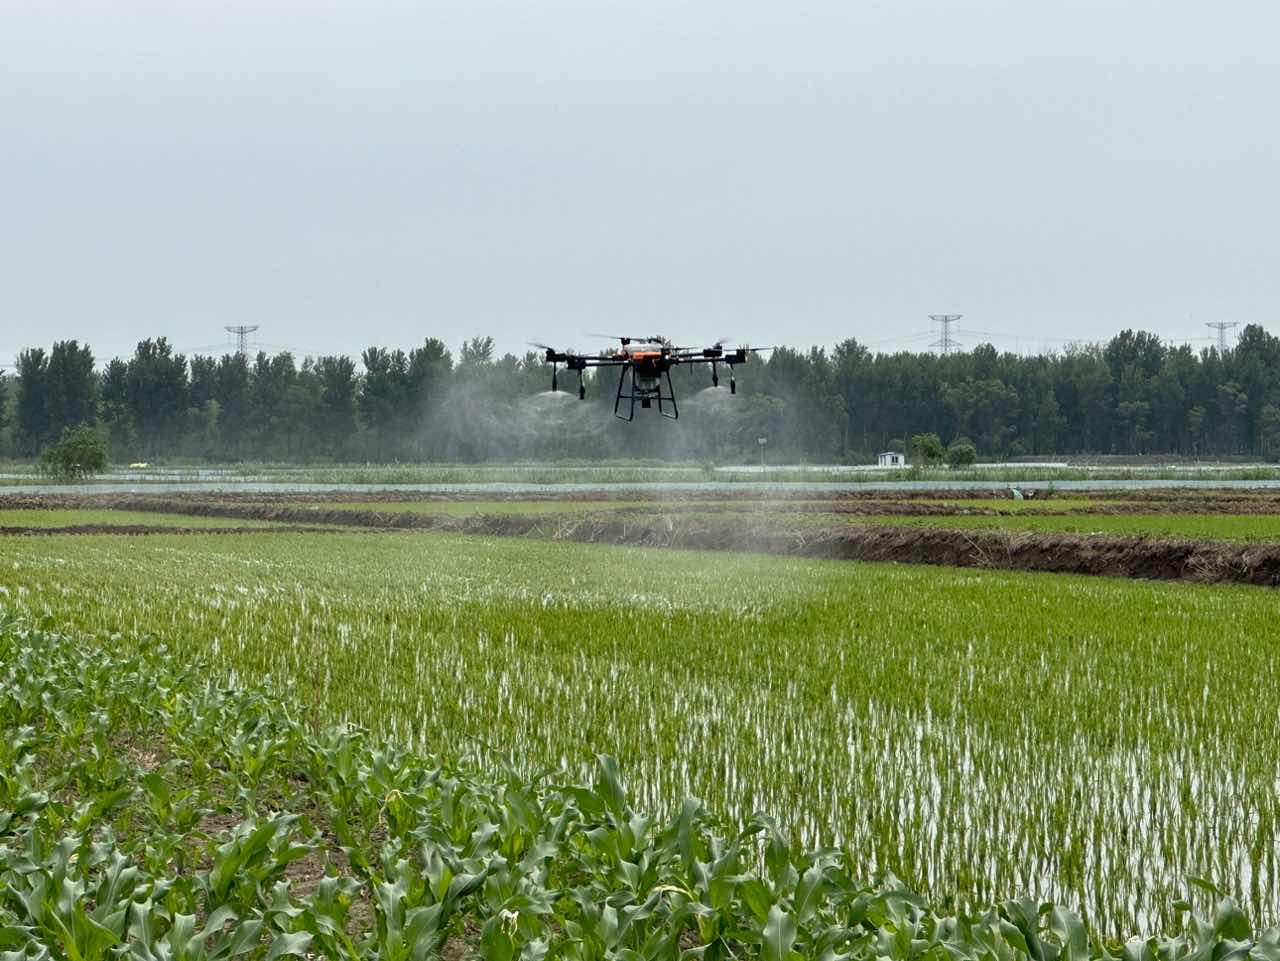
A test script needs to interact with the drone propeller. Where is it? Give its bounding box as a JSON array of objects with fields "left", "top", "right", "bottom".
[
  {"left": 587, "top": 332, "right": 668, "bottom": 345},
  {"left": 708, "top": 340, "right": 777, "bottom": 352}
]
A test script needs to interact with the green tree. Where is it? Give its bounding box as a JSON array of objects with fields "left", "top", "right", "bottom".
[
  {"left": 213, "top": 354, "right": 253, "bottom": 460},
  {"left": 14, "top": 348, "right": 50, "bottom": 456},
  {"left": 126, "top": 338, "right": 189, "bottom": 458},
  {"left": 1031, "top": 389, "right": 1065, "bottom": 454},
  {"left": 405, "top": 339, "right": 454, "bottom": 457},
  {"left": 314, "top": 355, "right": 360, "bottom": 457},
  {"left": 249, "top": 351, "right": 300, "bottom": 458},
  {"left": 45, "top": 340, "right": 98, "bottom": 440},
  {"left": 99, "top": 359, "right": 135, "bottom": 458},
  {"left": 457, "top": 336, "right": 495, "bottom": 369},
  {"left": 1260, "top": 403, "right": 1280, "bottom": 459},
  {"left": 1215, "top": 382, "right": 1249, "bottom": 453},
  {"left": 0, "top": 370, "right": 8, "bottom": 446},
  {"left": 946, "top": 438, "right": 978, "bottom": 469},
  {"left": 911, "top": 432, "right": 945, "bottom": 466},
  {"left": 39, "top": 424, "right": 109, "bottom": 479},
  {"left": 359, "top": 347, "right": 410, "bottom": 459}
]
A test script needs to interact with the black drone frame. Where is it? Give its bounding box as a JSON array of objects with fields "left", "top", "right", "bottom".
[
  {"left": 614, "top": 363, "right": 681, "bottom": 421},
  {"left": 540, "top": 338, "right": 761, "bottom": 421}
]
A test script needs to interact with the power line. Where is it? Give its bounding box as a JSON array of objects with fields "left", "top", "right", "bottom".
[
  {"left": 1205, "top": 322, "right": 1239, "bottom": 354},
  {"left": 255, "top": 341, "right": 334, "bottom": 358},
  {"left": 928, "top": 314, "right": 962, "bottom": 355},
  {"left": 862, "top": 330, "right": 937, "bottom": 348}
]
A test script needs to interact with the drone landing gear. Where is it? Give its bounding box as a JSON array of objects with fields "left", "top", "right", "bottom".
[
  {"left": 551, "top": 364, "right": 588, "bottom": 400},
  {"left": 708, "top": 361, "right": 737, "bottom": 393},
  {"left": 614, "top": 366, "right": 679, "bottom": 421}
]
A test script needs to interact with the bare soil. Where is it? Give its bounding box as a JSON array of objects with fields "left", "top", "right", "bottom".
[{"left": 0, "top": 523, "right": 343, "bottom": 536}]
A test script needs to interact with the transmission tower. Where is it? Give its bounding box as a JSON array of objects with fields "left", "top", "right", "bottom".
[
  {"left": 929, "top": 314, "right": 963, "bottom": 355},
  {"left": 1205, "top": 322, "right": 1238, "bottom": 354},
  {"left": 224, "top": 325, "right": 260, "bottom": 358}
]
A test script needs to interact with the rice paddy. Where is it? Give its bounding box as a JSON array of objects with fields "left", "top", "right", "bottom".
[
  {"left": 4, "top": 510, "right": 1280, "bottom": 936},
  {"left": 8, "top": 616, "right": 1267, "bottom": 960}
]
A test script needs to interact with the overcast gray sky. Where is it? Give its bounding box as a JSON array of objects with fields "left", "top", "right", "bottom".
[{"left": 3, "top": 0, "right": 1277, "bottom": 367}]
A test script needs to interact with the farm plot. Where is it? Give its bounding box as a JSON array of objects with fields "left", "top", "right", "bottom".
[
  {"left": 10, "top": 617, "right": 1272, "bottom": 959},
  {"left": 801, "top": 510, "right": 1280, "bottom": 541},
  {"left": 4, "top": 529, "right": 1280, "bottom": 934},
  {"left": 0, "top": 508, "right": 292, "bottom": 531}
]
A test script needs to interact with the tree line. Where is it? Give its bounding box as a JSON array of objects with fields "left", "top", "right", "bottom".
[{"left": 2, "top": 325, "right": 1279, "bottom": 463}]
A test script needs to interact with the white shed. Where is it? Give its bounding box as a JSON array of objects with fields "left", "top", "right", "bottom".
[{"left": 877, "top": 451, "right": 906, "bottom": 468}]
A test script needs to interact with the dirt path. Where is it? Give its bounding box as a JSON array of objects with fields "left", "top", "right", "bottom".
[{"left": 0, "top": 523, "right": 345, "bottom": 536}]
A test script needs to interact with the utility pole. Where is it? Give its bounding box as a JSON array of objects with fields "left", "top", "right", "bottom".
[
  {"left": 224, "top": 325, "right": 260, "bottom": 358},
  {"left": 929, "top": 314, "right": 962, "bottom": 355},
  {"left": 1205, "top": 322, "right": 1238, "bottom": 354}
]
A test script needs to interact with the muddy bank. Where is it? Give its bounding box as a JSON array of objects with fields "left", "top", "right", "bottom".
[
  {"left": 534, "top": 518, "right": 1280, "bottom": 586},
  {"left": 60, "top": 496, "right": 1280, "bottom": 587},
  {"left": 0, "top": 523, "right": 344, "bottom": 537}
]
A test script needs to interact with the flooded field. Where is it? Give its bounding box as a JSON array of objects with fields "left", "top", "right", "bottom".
[
  {"left": 3, "top": 525, "right": 1278, "bottom": 935},
  {"left": 4, "top": 484, "right": 1280, "bottom": 935}
]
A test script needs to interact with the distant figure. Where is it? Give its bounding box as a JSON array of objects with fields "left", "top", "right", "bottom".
[{"left": 1009, "top": 485, "right": 1024, "bottom": 501}]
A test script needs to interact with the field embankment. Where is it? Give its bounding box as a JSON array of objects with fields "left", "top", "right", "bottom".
[{"left": 20, "top": 491, "right": 1280, "bottom": 587}]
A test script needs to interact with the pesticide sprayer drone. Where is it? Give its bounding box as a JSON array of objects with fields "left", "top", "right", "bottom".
[{"left": 531, "top": 335, "right": 772, "bottom": 421}]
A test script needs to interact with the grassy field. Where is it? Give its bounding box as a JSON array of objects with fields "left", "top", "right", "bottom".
[
  {"left": 11, "top": 618, "right": 1267, "bottom": 959},
  {"left": 834, "top": 511, "right": 1280, "bottom": 541},
  {"left": 3, "top": 529, "right": 1279, "bottom": 934},
  {"left": 0, "top": 508, "right": 289, "bottom": 528}
]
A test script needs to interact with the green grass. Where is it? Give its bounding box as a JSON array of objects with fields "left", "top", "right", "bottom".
[
  {"left": 3, "top": 530, "right": 1279, "bottom": 932},
  {"left": 0, "top": 508, "right": 288, "bottom": 529},
  {"left": 838, "top": 511, "right": 1280, "bottom": 541},
  {"left": 9, "top": 617, "right": 1265, "bottom": 956}
]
